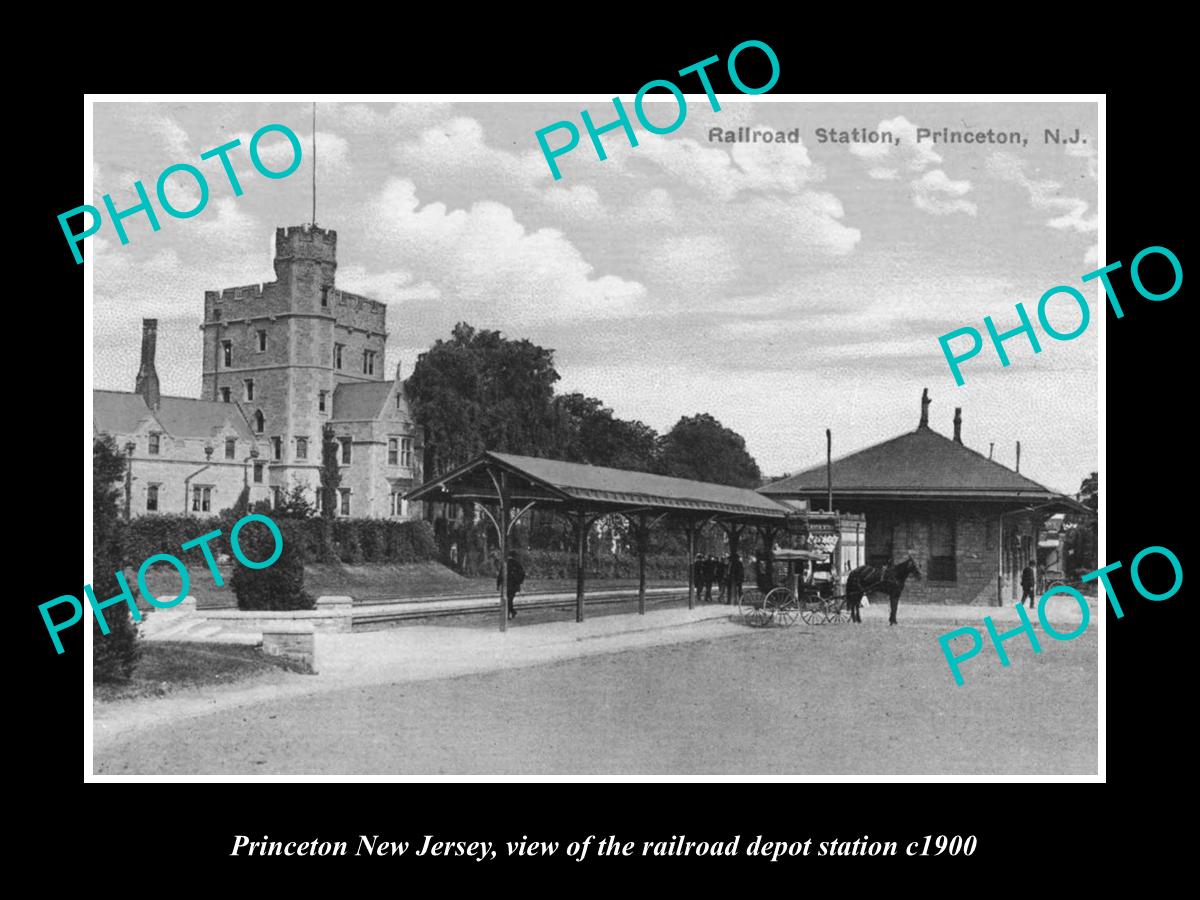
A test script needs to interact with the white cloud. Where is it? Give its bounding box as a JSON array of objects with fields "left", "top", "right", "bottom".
[
  {"left": 394, "top": 117, "right": 547, "bottom": 196},
  {"left": 987, "top": 151, "right": 1097, "bottom": 234},
  {"left": 361, "top": 178, "right": 646, "bottom": 322},
  {"left": 850, "top": 117, "right": 976, "bottom": 216},
  {"left": 850, "top": 116, "right": 943, "bottom": 175},
  {"left": 912, "top": 169, "right": 978, "bottom": 216}
]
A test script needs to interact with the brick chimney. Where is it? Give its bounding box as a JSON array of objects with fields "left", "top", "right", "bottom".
[
  {"left": 953, "top": 407, "right": 963, "bottom": 443},
  {"left": 134, "top": 318, "right": 161, "bottom": 410},
  {"left": 919, "top": 388, "right": 931, "bottom": 428}
]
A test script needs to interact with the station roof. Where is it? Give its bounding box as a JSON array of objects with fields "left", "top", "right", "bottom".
[
  {"left": 761, "top": 425, "right": 1072, "bottom": 504},
  {"left": 406, "top": 451, "right": 792, "bottom": 523}
]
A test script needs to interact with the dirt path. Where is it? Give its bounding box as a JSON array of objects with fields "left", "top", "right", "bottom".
[{"left": 94, "top": 619, "right": 1097, "bottom": 776}]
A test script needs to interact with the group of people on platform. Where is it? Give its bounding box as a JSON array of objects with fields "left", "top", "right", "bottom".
[{"left": 692, "top": 552, "right": 746, "bottom": 603}]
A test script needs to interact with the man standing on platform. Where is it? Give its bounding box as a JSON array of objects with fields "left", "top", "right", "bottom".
[
  {"left": 693, "top": 553, "right": 707, "bottom": 602},
  {"left": 1020, "top": 560, "right": 1037, "bottom": 609},
  {"left": 714, "top": 555, "right": 728, "bottom": 603},
  {"left": 730, "top": 553, "right": 744, "bottom": 604},
  {"left": 498, "top": 549, "right": 526, "bottom": 620}
]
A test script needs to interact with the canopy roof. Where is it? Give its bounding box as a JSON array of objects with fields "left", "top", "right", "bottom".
[{"left": 406, "top": 451, "right": 791, "bottom": 523}]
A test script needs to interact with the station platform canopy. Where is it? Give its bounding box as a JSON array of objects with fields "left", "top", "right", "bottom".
[
  {"left": 405, "top": 451, "right": 796, "bottom": 632},
  {"left": 406, "top": 451, "right": 792, "bottom": 525}
]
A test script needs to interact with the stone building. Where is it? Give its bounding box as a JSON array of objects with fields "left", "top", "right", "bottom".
[
  {"left": 93, "top": 223, "right": 423, "bottom": 520},
  {"left": 760, "top": 391, "right": 1085, "bottom": 605}
]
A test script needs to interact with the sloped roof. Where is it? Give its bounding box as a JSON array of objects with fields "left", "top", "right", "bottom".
[
  {"left": 94, "top": 391, "right": 255, "bottom": 441},
  {"left": 408, "top": 450, "right": 791, "bottom": 520},
  {"left": 760, "top": 426, "right": 1058, "bottom": 501},
  {"left": 330, "top": 381, "right": 395, "bottom": 421}
]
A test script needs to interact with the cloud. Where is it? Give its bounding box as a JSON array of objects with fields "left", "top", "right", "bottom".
[
  {"left": 849, "top": 116, "right": 976, "bottom": 216},
  {"left": 912, "top": 169, "right": 978, "bottom": 216},
  {"left": 393, "top": 116, "right": 547, "bottom": 197},
  {"left": 850, "top": 116, "right": 943, "bottom": 176},
  {"left": 986, "top": 151, "right": 1097, "bottom": 234},
  {"left": 360, "top": 178, "right": 646, "bottom": 323}
]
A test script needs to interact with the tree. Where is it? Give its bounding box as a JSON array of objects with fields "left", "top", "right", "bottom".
[
  {"left": 552, "top": 393, "right": 659, "bottom": 472},
  {"left": 92, "top": 434, "right": 139, "bottom": 682},
  {"left": 319, "top": 424, "right": 340, "bottom": 520},
  {"left": 1078, "top": 471, "right": 1098, "bottom": 510},
  {"left": 405, "top": 322, "right": 561, "bottom": 474},
  {"left": 658, "top": 413, "right": 762, "bottom": 488}
]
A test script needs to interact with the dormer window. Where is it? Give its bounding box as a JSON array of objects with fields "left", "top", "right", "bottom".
[{"left": 148, "top": 433, "right": 161, "bottom": 455}]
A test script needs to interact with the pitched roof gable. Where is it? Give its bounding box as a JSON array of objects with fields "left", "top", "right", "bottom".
[
  {"left": 93, "top": 391, "right": 255, "bottom": 442},
  {"left": 330, "top": 381, "right": 395, "bottom": 421},
  {"left": 760, "top": 426, "right": 1056, "bottom": 499}
]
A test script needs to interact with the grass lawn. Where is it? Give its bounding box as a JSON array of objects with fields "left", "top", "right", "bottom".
[{"left": 95, "top": 642, "right": 310, "bottom": 704}]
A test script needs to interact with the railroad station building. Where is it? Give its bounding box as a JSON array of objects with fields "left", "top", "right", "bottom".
[
  {"left": 760, "top": 392, "right": 1087, "bottom": 605},
  {"left": 93, "top": 224, "right": 424, "bottom": 520}
]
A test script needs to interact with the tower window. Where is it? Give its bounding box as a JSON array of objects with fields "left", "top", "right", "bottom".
[
  {"left": 221, "top": 340, "right": 232, "bottom": 367},
  {"left": 363, "top": 350, "right": 376, "bottom": 375},
  {"left": 333, "top": 343, "right": 344, "bottom": 369},
  {"left": 220, "top": 387, "right": 231, "bottom": 403},
  {"left": 212, "top": 307, "right": 221, "bottom": 320},
  {"left": 146, "top": 484, "right": 159, "bottom": 512},
  {"left": 271, "top": 436, "right": 282, "bottom": 461},
  {"left": 148, "top": 434, "right": 160, "bottom": 455},
  {"left": 320, "top": 287, "right": 329, "bottom": 308},
  {"left": 253, "top": 462, "right": 264, "bottom": 483},
  {"left": 296, "top": 437, "right": 308, "bottom": 460},
  {"left": 256, "top": 329, "right": 268, "bottom": 352},
  {"left": 340, "top": 438, "right": 352, "bottom": 465},
  {"left": 388, "top": 437, "right": 398, "bottom": 465},
  {"left": 396, "top": 394, "right": 402, "bottom": 409},
  {"left": 224, "top": 438, "right": 236, "bottom": 460},
  {"left": 318, "top": 391, "right": 328, "bottom": 413},
  {"left": 254, "top": 410, "right": 264, "bottom": 434},
  {"left": 244, "top": 379, "right": 255, "bottom": 401}
]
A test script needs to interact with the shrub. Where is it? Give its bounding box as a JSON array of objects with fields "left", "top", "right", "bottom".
[
  {"left": 92, "top": 435, "right": 139, "bottom": 682},
  {"left": 231, "top": 518, "right": 315, "bottom": 611},
  {"left": 125, "top": 514, "right": 223, "bottom": 568}
]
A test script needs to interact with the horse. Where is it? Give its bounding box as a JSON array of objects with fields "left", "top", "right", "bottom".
[{"left": 844, "top": 557, "right": 922, "bottom": 625}]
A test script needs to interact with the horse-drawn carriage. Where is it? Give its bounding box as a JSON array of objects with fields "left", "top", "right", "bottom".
[
  {"left": 736, "top": 548, "right": 922, "bottom": 627},
  {"left": 737, "top": 548, "right": 848, "bottom": 627}
]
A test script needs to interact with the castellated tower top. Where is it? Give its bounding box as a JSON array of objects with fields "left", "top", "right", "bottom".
[{"left": 275, "top": 224, "right": 338, "bottom": 265}]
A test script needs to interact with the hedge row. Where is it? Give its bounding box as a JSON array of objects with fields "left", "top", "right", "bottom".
[
  {"left": 114, "top": 515, "right": 438, "bottom": 569},
  {"left": 516, "top": 550, "right": 689, "bottom": 581}
]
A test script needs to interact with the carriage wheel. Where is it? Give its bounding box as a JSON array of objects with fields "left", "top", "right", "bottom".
[
  {"left": 799, "top": 594, "right": 822, "bottom": 625},
  {"left": 738, "top": 590, "right": 765, "bottom": 627},
  {"left": 765, "top": 587, "right": 798, "bottom": 627},
  {"left": 825, "top": 598, "right": 847, "bottom": 624}
]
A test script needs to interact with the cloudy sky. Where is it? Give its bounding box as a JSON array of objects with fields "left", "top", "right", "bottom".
[{"left": 90, "top": 99, "right": 1098, "bottom": 493}]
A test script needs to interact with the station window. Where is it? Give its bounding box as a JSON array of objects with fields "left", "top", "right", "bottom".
[
  {"left": 339, "top": 488, "right": 351, "bottom": 516},
  {"left": 146, "top": 484, "right": 159, "bottom": 512},
  {"left": 221, "top": 340, "right": 232, "bottom": 367},
  {"left": 296, "top": 437, "right": 308, "bottom": 460},
  {"left": 318, "top": 391, "right": 328, "bottom": 413},
  {"left": 363, "top": 350, "right": 376, "bottom": 375},
  {"left": 333, "top": 343, "right": 344, "bottom": 369},
  {"left": 220, "top": 387, "right": 231, "bottom": 403},
  {"left": 256, "top": 330, "right": 268, "bottom": 352},
  {"left": 224, "top": 438, "right": 236, "bottom": 460},
  {"left": 253, "top": 462, "right": 264, "bottom": 483},
  {"left": 148, "top": 433, "right": 160, "bottom": 455},
  {"left": 244, "top": 379, "right": 255, "bottom": 401},
  {"left": 341, "top": 438, "right": 352, "bottom": 465}
]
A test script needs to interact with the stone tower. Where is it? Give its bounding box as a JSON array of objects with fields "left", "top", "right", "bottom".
[{"left": 200, "top": 224, "right": 389, "bottom": 503}]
